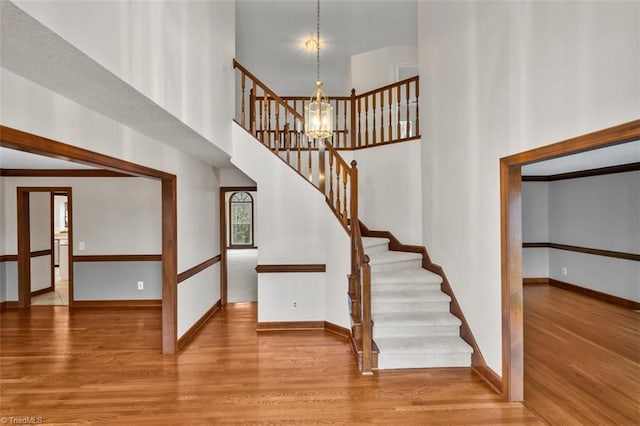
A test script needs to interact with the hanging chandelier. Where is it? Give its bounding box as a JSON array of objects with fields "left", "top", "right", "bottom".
[{"left": 304, "top": 0, "right": 333, "bottom": 140}]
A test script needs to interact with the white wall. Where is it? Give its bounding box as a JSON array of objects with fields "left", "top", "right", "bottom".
[
  {"left": 341, "top": 140, "right": 423, "bottom": 245},
  {"left": 3, "top": 178, "right": 161, "bottom": 256},
  {"left": 548, "top": 172, "right": 639, "bottom": 301},
  {"left": 219, "top": 168, "right": 256, "bottom": 187},
  {"left": 231, "top": 124, "right": 350, "bottom": 327},
  {"left": 522, "top": 182, "right": 549, "bottom": 278},
  {"left": 13, "top": 0, "right": 236, "bottom": 154},
  {"left": 350, "top": 45, "right": 418, "bottom": 93},
  {"left": 419, "top": 0, "right": 640, "bottom": 374},
  {"left": 1, "top": 69, "right": 221, "bottom": 337}
]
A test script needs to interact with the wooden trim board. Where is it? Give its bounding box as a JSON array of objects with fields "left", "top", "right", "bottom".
[
  {"left": 0, "top": 169, "right": 132, "bottom": 177},
  {"left": 30, "top": 249, "right": 52, "bottom": 258},
  {"left": 523, "top": 242, "right": 639, "bottom": 261},
  {"left": 177, "top": 300, "right": 222, "bottom": 350},
  {"left": 0, "top": 255, "right": 18, "bottom": 262},
  {"left": 31, "top": 286, "right": 54, "bottom": 297},
  {"left": 177, "top": 255, "right": 221, "bottom": 284},
  {"left": 522, "top": 161, "right": 640, "bottom": 181},
  {"left": 255, "top": 264, "right": 326, "bottom": 273},
  {"left": 72, "top": 300, "right": 162, "bottom": 308},
  {"left": 73, "top": 254, "right": 162, "bottom": 262},
  {"left": 548, "top": 278, "right": 639, "bottom": 309}
]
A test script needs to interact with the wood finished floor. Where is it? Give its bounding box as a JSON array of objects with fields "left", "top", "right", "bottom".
[
  {"left": 524, "top": 285, "right": 640, "bottom": 425},
  {"left": 1, "top": 303, "right": 540, "bottom": 425}
]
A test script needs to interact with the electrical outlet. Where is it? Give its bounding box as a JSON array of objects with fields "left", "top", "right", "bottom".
[
  {"left": 137, "top": 281, "right": 144, "bottom": 290},
  {"left": 79, "top": 241, "right": 85, "bottom": 250},
  {"left": 562, "top": 267, "right": 568, "bottom": 276},
  {"left": 291, "top": 300, "right": 297, "bottom": 309}
]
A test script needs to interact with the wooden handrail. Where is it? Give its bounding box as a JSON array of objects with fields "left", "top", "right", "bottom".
[
  {"left": 355, "top": 75, "right": 419, "bottom": 99},
  {"left": 233, "top": 59, "right": 374, "bottom": 374},
  {"left": 233, "top": 59, "right": 302, "bottom": 120}
]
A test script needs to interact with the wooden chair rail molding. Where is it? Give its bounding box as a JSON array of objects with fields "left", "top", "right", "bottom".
[
  {"left": 522, "top": 242, "right": 640, "bottom": 262},
  {"left": 73, "top": 254, "right": 162, "bottom": 262},
  {"left": 255, "top": 264, "right": 326, "bottom": 273},
  {"left": 177, "top": 255, "right": 221, "bottom": 284},
  {"left": 359, "top": 221, "right": 502, "bottom": 392}
]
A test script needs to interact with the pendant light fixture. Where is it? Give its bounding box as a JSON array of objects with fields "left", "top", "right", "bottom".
[{"left": 304, "top": 0, "right": 332, "bottom": 140}]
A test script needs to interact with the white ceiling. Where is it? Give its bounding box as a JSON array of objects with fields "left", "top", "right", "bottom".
[
  {"left": 0, "top": 147, "right": 95, "bottom": 170},
  {"left": 235, "top": 0, "right": 418, "bottom": 95},
  {"left": 521, "top": 139, "right": 640, "bottom": 176}
]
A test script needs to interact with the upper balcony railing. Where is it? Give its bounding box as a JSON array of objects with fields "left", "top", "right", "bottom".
[{"left": 235, "top": 61, "right": 420, "bottom": 151}]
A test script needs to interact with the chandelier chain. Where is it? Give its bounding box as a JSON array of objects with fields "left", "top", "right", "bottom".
[{"left": 316, "top": 0, "right": 320, "bottom": 82}]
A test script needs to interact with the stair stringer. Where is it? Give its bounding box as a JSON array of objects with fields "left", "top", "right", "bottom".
[
  {"left": 230, "top": 123, "right": 351, "bottom": 329},
  {"left": 360, "top": 221, "right": 491, "bottom": 373}
]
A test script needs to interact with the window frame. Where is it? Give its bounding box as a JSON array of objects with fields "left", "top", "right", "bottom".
[{"left": 228, "top": 191, "right": 255, "bottom": 249}]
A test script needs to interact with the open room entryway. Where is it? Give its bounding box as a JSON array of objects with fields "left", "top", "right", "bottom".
[
  {"left": 30, "top": 191, "right": 71, "bottom": 306},
  {"left": 16, "top": 187, "right": 73, "bottom": 308},
  {"left": 499, "top": 119, "right": 640, "bottom": 419},
  {"left": 220, "top": 186, "right": 258, "bottom": 305}
]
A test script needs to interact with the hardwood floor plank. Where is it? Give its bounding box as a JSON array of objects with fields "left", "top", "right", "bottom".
[
  {"left": 1, "top": 303, "right": 540, "bottom": 424},
  {"left": 524, "top": 285, "right": 640, "bottom": 425}
]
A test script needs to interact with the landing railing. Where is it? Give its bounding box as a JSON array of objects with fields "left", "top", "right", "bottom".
[
  {"left": 233, "top": 59, "right": 375, "bottom": 374},
  {"left": 235, "top": 61, "right": 419, "bottom": 151}
]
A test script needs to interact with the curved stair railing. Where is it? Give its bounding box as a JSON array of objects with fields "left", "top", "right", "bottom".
[{"left": 233, "top": 59, "right": 421, "bottom": 374}]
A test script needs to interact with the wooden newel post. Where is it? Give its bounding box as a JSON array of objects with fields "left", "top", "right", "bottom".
[
  {"left": 362, "top": 255, "right": 373, "bottom": 375},
  {"left": 350, "top": 89, "right": 357, "bottom": 149}
]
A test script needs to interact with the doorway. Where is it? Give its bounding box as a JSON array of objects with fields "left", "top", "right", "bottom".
[
  {"left": 29, "top": 190, "right": 72, "bottom": 306},
  {"left": 499, "top": 119, "right": 640, "bottom": 401},
  {"left": 2, "top": 125, "right": 178, "bottom": 354},
  {"left": 17, "top": 187, "right": 73, "bottom": 308},
  {"left": 219, "top": 186, "right": 258, "bottom": 306}
]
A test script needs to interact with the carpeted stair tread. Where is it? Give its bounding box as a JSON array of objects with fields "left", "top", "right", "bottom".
[
  {"left": 372, "top": 289, "right": 451, "bottom": 303},
  {"left": 375, "top": 336, "right": 473, "bottom": 354},
  {"left": 362, "top": 237, "right": 390, "bottom": 249},
  {"left": 372, "top": 311, "right": 462, "bottom": 326},
  {"left": 371, "top": 267, "right": 442, "bottom": 285},
  {"left": 367, "top": 250, "right": 423, "bottom": 265}
]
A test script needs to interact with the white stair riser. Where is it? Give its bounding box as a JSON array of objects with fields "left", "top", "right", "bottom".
[
  {"left": 372, "top": 283, "right": 441, "bottom": 292},
  {"left": 377, "top": 352, "right": 471, "bottom": 369},
  {"left": 373, "top": 301, "right": 450, "bottom": 312},
  {"left": 370, "top": 259, "right": 422, "bottom": 272},
  {"left": 364, "top": 244, "right": 390, "bottom": 255},
  {"left": 373, "top": 325, "right": 460, "bottom": 338}
]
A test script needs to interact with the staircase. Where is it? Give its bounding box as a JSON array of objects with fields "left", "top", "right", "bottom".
[
  {"left": 363, "top": 237, "right": 473, "bottom": 369},
  {"left": 232, "top": 59, "right": 479, "bottom": 374}
]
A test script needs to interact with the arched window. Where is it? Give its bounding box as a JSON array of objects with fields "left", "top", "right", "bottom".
[{"left": 229, "top": 192, "right": 254, "bottom": 247}]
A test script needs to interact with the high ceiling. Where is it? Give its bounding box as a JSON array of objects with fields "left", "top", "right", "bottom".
[{"left": 235, "top": 0, "right": 418, "bottom": 95}]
